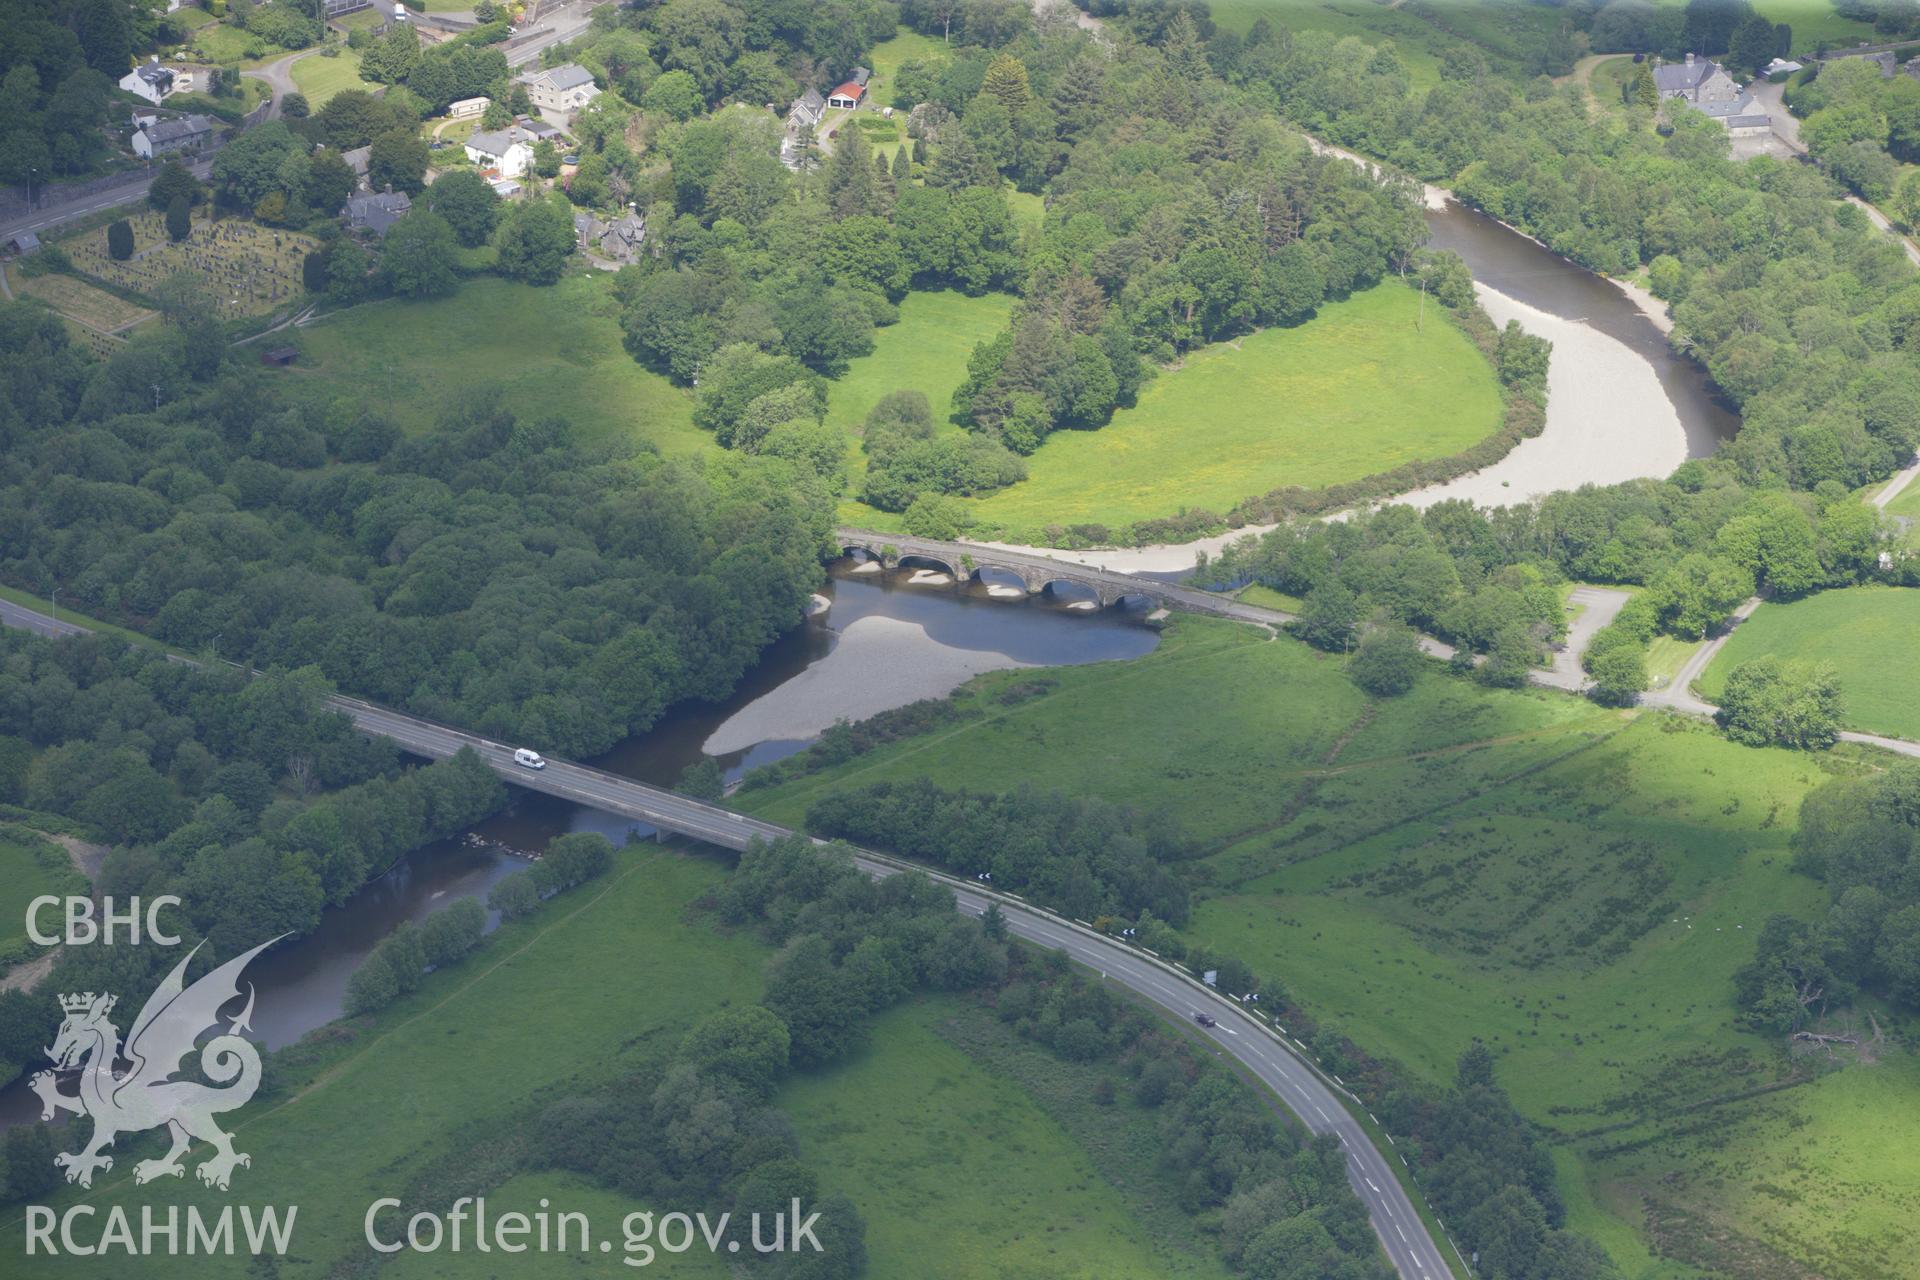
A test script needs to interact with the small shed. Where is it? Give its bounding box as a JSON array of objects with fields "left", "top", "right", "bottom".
[
  {"left": 6, "top": 231, "right": 42, "bottom": 257},
  {"left": 260, "top": 345, "right": 299, "bottom": 368}
]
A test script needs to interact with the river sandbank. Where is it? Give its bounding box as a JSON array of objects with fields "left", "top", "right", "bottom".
[{"left": 702, "top": 613, "right": 1036, "bottom": 754}]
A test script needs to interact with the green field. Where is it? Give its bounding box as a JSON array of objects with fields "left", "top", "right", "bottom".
[
  {"left": 175, "top": 20, "right": 287, "bottom": 65},
  {"left": 0, "top": 832, "right": 1243, "bottom": 1276},
  {"left": 289, "top": 49, "right": 365, "bottom": 107},
  {"left": 1695, "top": 586, "right": 1920, "bottom": 740},
  {"left": 0, "top": 826, "right": 85, "bottom": 968},
  {"left": 736, "top": 614, "right": 1920, "bottom": 1276},
  {"left": 4, "top": 849, "right": 769, "bottom": 1278},
  {"left": 382, "top": 1172, "right": 732, "bottom": 1278},
  {"left": 293, "top": 275, "right": 703, "bottom": 452},
  {"left": 1208, "top": 0, "right": 1453, "bottom": 89},
  {"left": 1751, "top": 0, "right": 1880, "bottom": 52},
  {"left": 961, "top": 286, "right": 1504, "bottom": 539},
  {"left": 1888, "top": 472, "right": 1920, "bottom": 521},
  {"left": 827, "top": 290, "right": 1014, "bottom": 437},
  {"left": 780, "top": 998, "right": 1235, "bottom": 1280},
  {"left": 867, "top": 29, "right": 947, "bottom": 94},
  {"left": 829, "top": 289, "right": 1016, "bottom": 524}
]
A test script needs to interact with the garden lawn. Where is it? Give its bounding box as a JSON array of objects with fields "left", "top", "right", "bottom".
[
  {"left": 177, "top": 21, "right": 289, "bottom": 65},
  {"left": 778, "top": 997, "right": 1235, "bottom": 1280},
  {"left": 734, "top": 613, "right": 1907, "bottom": 1277},
  {"left": 866, "top": 29, "right": 948, "bottom": 106},
  {"left": 1, "top": 849, "right": 767, "bottom": 1280},
  {"left": 292, "top": 275, "right": 704, "bottom": 453},
  {"left": 962, "top": 285, "right": 1503, "bottom": 540},
  {"left": 1695, "top": 586, "right": 1920, "bottom": 741},
  {"left": 290, "top": 49, "right": 365, "bottom": 107}
]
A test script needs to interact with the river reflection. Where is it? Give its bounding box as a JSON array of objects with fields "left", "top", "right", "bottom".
[
  {"left": 1424, "top": 199, "right": 1739, "bottom": 456},
  {"left": 0, "top": 559, "right": 1159, "bottom": 1125}
]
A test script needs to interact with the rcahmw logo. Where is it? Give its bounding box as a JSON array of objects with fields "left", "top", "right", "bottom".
[{"left": 24, "top": 936, "right": 300, "bottom": 1258}]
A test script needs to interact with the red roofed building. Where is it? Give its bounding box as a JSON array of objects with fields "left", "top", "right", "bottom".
[{"left": 826, "top": 66, "right": 872, "bottom": 109}]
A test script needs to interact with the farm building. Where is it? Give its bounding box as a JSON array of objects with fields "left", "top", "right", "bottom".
[{"left": 826, "top": 67, "right": 871, "bottom": 110}]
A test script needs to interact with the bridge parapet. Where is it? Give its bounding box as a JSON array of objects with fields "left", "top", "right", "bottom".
[{"left": 836, "top": 529, "right": 1168, "bottom": 610}]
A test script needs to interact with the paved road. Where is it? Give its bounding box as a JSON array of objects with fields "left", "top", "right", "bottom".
[
  {"left": 0, "top": 1, "right": 603, "bottom": 246},
  {"left": 242, "top": 50, "right": 312, "bottom": 121},
  {"left": 1539, "top": 586, "right": 1631, "bottom": 691},
  {"left": 1873, "top": 457, "right": 1920, "bottom": 510},
  {"left": 0, "top": 157, "right": 215, "bottom": 244},
  {"left": 0, "top": 592, "right": 1459, "bottom": 1280},
  {"left": 1749, "top": 79, "right": 1920, "bottom": 269},
  {"left": 841, "top": 527, "right": 1620, "bottom": 686}
]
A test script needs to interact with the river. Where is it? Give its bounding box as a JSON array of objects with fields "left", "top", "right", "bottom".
[
  {"left": 2, "top": 178, "right": 1739, "bottom": 1125},
  {"left": 0, "top": 563, "right": 1159, "bottom": 1126},
  {"left": 982, "top": 196, "right": 1741, "bottom": 572},
  {"left": 1423, "top": 199, "right": 1739, "bottom": 457}
]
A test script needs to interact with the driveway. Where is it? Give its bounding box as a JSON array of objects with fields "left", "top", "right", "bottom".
[
  {"left": 243, "top": 49, "right": 314, "bottom": 120},
  {"left": 1537, "top": 586, "right": 1631, "bottom": 691}
]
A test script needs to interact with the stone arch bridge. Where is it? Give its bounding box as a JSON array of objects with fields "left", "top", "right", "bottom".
[{"left": 834, "top": 528, "right": 1283, "bottom": 623}]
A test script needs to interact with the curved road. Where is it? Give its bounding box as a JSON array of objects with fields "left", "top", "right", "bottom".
[{"left": 0, "top": 595, "right": 1457, "bottom": 1280}]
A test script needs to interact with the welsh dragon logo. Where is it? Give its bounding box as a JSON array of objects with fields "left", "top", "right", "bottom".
[{"left": 30, "top": 937, "right": 283, "bottom": 1191}]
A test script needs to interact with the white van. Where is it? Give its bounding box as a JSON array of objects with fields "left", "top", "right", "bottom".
[{"left": 513, "top": 748, "right": 546, "bottom": 770}]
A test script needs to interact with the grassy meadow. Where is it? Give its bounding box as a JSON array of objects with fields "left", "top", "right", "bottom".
[
  {"left": 829, "top": 289, "right": 1016, "bottom": 525},
  {"left": 1208, "top": 0, "right": 1454, "bottom": 89},
  {"left": 291, "top": 275, "right": 703, "bottom": 452},
  {"left": 780, "top": 999, "right": 1236, "bottom": 1280},
  {"left": 827, "top": 290, "right": 1015, "bottom": 438},
  {"left": 2, "top": 849, "right": 766, "bottom": 1279},
  {"left": 1888, "top": 473, "right": 1920, "bottom": 521},
  {"left": 962, "top": 286, "right": 1504, "bottom": 539},
  {"left": 734, "top": 614, "right": 1920, "bottom": 1278},
  {"left": 0, "top": 836, "right": 1248, "bottom": 1279},
  {"left": 0, "top": 826, "right": 85, "bottom": 969},
  {"left": 1696, "top": 586, "right": 1920, "bottom": 741}
]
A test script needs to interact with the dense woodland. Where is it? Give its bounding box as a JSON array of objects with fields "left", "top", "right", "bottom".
[
  {"left": 804, "top": 779, "right": 1194, "bottom": 925},
  {"left": 0, "top": 623, "right": 507, "bottom": 1132},
  {"left": 0, "top": 291, "right": 835, "bottom": 762},
  {"left": 1736, "top": 762, "right": 1920, "bottom": 1028},
  {"left": 537, "top": 0, "right": 1440, "bottom": 534}
]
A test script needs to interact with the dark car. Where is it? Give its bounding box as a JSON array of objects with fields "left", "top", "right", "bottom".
[{"left": 1194, "top": 1012, "right": 1216, "bottom": 1028}]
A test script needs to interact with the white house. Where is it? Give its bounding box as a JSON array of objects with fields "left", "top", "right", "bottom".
[
  {"left": 515, "top": 63, "right": 600, "bottom": 125},
  {"left": 465, "top": 128, "right": 534, "bottom": 178},
  {"left": 120, "top": 59, "right": 181, "bottom": 105},
  {"left": 132, "top": 114, "right": 214, "bottom": 160},
  {"left": 448, "top": 96, "right": 489, "bottom": 119}
]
